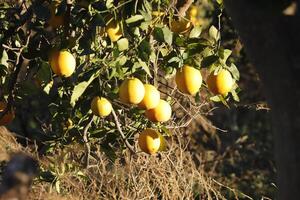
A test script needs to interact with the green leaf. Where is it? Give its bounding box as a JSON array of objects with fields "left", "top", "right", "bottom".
[
  {"left": 137, "top": 58, "right": 152, "bottom": 77},
  {"left": 106, "top": 0, "right": 114, "bottom": 9},
  {"left": 228, "top": 63, "right": 240, "bottom": 80},
  {"left": 231, "top": 90, "right": 240, "bottom": 102},
  {"left": 219, "top": 95, "right": 230, "bottom": 108},
  {"left": 219, "top": 48, "right": 232, "bottom": 64},
  {"left": 43, "top": 81, "right": 53, "bottom": 95},
  {"left": 153, "top": 27, "right": 164, "bottom": 43},
  {"left": 201, "top": 55, "right": 218, "bottom": 68},
  {"left": 162, "top": 26, "right": 173, "bottom": 45},
  {"left": 117, "top": 38, "right": 129, "bottom": 51},
  {"left": 210, "top": 95, "right": 221, "bottom": 102},
  {"left": 0, "top": 50, "right": 8, "bottom": 67},
  {"left": 70, "top": 71, "right": 100, "bottom": 107},
  {"left": 125, "top": 15, "right": 144, "bottom": 24},
  {"left": 209, "top": 25, "right": 220, "bottom": 41},
  {"left": 138, "top": 39, "right": 151, "bottom": 61},
  {"left": 189, "top": 26, "right": 202, "bottom": 38},
  {"left": 216, "top": 0, "right": 223, "bottom": 4}
]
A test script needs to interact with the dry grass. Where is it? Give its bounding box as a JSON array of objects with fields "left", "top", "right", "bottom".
[{"left": 0, "top": 126, "right": 228, "bottom": 200}]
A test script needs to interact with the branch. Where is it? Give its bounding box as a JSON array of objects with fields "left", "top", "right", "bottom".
[
  {"left": 111, "top": 108, "right": 136, "bottom": 154},
  {"left": 83, "top": 115, "right": 94, "bottom": 168}
]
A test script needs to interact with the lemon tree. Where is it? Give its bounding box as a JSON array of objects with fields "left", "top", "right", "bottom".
[{"left": 0, "top": 0, "right": 240, "bottom": 166}]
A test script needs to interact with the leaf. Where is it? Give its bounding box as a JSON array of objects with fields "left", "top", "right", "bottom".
[
  {"left": 0, "top": 50, "right": 8, "bottom": 67},
  {"left": 117, "top": 38, "right": 129, "bottom": 51},
  {"left": 219, "top": 48, "right": 232, "bottom": 64},
  {"left": 217, "top": 0, "right": 223, "bottom": 4},
  {"left": 153, "top": 27, "right": 164, "bottom": 43},
  {"left": 201, "top": 55, "right": 218, "bottom": 68},
  {"left": 106, "top": 0, "right": 113, "bottom": 9},
  {"left": 189, "top": 26, "right": 202, "bottom": 38},
  {"left": 219, "top": 95, "right": 230, "bottom": 108},
  {"left": 55, "top": 179, "right": 61, "bottom": 193},
  {"left": 125, "top": 15, "right": 144, "bottom": 24},
  {"left": 91, "top": 13, "right": 105, "bottom": 27},
  {"left": 138, "top": 39, "right": 151, "bottom": 61},
  {"left": 209, "top": 25, "right": 220, "bottom": 41},
  {"left": 32, "top": 2, "right": 51, "bottom": 21},
  {"left": 43, "top": 81, "right": 53, "bottom": 95},
  {"left": 231, "top": 90, "right": 240, "bottom": 102},
  {"left": 137, "top": 58, "right": 152, "bottom": 77},
  {"left": 210, "top": 95, "right": 221, "bottom": 102},
  {"left": 70, "top": 71, "right": 100, "bottom": 107},
  {"left": 0, "top": 50, "right": 8, "bottom": 68},
  {"left": 228, "top": 63, "right": 240, "bottom": 80},
  {"left": 162, "top": 26, "right": 173, "bottom": 45}
]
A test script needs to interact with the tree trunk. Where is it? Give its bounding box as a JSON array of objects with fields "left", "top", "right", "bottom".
[{"left": 224, "top": 1, "right": 300, "bottom": 199}]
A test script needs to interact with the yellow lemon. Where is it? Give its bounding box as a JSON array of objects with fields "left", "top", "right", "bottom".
[
  {"left": 119, "top": 78, "right": 145, "bottom": 104},
  {"left": 145, "top": 99, "right": 172, "bottom": 122},
  {"left": 138, "top": 129, "right": 161, "bottom": 154},
  {"left": 138, "top": 84, "right": 160, "bottom": 110},
  {"left": 207, "top": 69, "right": 234, "bottom": 95},
  {"left": 49, "top": 50, "right": 76, "bottom": 77},
  {"left": 106, "top": 19, "right": 122, "bottom": 42},
  {"left": 91, "top": 97, "right": 112, "bottom": 117},
  {"left": 0, "top": 101, "right": 15, "bottom": 126},
  {"left": 175, "top": 65, "right": 202, "bottom": 96},
  {"left": 187, "top": 5, "right": 198, "bottom": 18}
]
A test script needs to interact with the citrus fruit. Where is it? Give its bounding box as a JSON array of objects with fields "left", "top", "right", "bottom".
[
  {"left": 206, "top": 69, "right": 234, "bottom": 95},
  {"left": 106, "top": 19, "right": 122, "bottom": 42},
  {"left": 138, "top": 84, "right": 160, "bottom": 110},
  {"left": 187, "top": 5, "right": 198, "bottom": 18},
  {"left": 91, "top": 97, "right": 112, "bottom": 117},
  {"left": 175, "top": 65, "right": 202, "bottom": 96},
  {"left": 0, "top": 101, "right": 15, "bottom": 126},
  {"left": 49, "top": 50, "right": 76, "bottom": 77},
  {"left": 119, "top": 78, "right": 145, "bottom": 104},
  {"left": 145, "top": 99, "right": 172, "bottom": 122},
  {"left": 138, "top": 129, "right": 161, "bottom": 154}
]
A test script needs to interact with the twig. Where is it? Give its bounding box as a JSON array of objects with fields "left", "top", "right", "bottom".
[
  {"left": 0, "top": 35, "right": 30, "bottom": 119},
  {"left": 111, "top": 108, "right": 136, "bottom": 154},
  {"left": 83, "top": 115, "right": 94, "bottom": 168}
]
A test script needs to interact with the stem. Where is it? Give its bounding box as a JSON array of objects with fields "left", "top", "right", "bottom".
[{"left": 111, "top": 108, "right": 136, "bottom": 154}]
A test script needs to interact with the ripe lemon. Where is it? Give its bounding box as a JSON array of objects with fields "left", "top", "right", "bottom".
[
  {"left": 138, "top": 129, "right": 161, "bottom": 154},
  {"left": 187, "top": 5, "right": 198, "bottom": 18},
  {"left": 145, "top": 99, "right": 172, "bottom": 122},
  {"left": 170, "top": 18, "right": 192, "bottom": 34},
  {"left": 119, "top": 78, "right": 145, "bottom": 104},
  {"left": 49, "top": 50, "right": 76, "bottom": 77},
  {"left": 91, "top": 97, "right": 112, "bottom": 117},
  {"left": 138, "top": 84, "right": 160, "bottom": 110},
  {"left": 175, "top": 65, "right": 202, "bottom": 96},
  {"left": 0, "top": 101, "right": 15, "bottom": 126},
  {"left": 106, "top": 19, "right": 122, "bottom": 42},
  {"left": 207, "top": 69, "right": 234, "bottom": 95}
]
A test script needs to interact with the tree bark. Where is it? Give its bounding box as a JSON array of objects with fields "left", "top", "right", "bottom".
[{"left": 224, "top": 1, "right": 300, "bottom": 199}]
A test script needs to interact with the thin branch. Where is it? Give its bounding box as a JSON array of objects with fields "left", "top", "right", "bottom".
[
  {"left": 83, "top": 115, "right": 94, "bottom": 168},
  {"left": 111, "top": 108, "right": 136, "bottom": 154}
]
